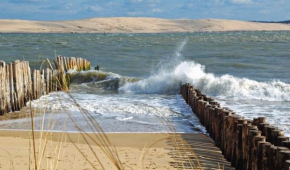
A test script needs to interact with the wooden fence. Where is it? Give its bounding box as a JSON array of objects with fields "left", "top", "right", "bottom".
[
  {"left": 181, "top": 84, "right": 290, "bottom": 170},
  {"left": 0, "top": 56, "right": 91, "bottom": 115}
]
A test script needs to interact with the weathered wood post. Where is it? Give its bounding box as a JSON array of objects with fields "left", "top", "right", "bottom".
[
  {"left": 252, "top": 136, "right": 266, "bottom": 170},
  {"left": 271, "top": 129, "right": 282, "bottom": 145},
  {"left": 284, "top": 160, "right": 290, "bottom": 170},
  {"left": 278, "top": 136, "right": 289, "bottom": 146},
  {"left": 185, "top": 84, "right": 189, "bottom": 104},
  {"left": 267, "top": 146, "right": 277, "bottom": 169},
  {"left": 0, "top": 63, "right": 7, "bottom": 115},
  {"left": 236, "top": 118, "right": 247, "bottom": 170},
  {"left": 222, "top": 111, "right": 232, "bottom": 156},
  {"left": 282, "top": 141, "right": 290, "bottom": 149},
  {"left": 0, "top": 56, "right": 92, "bottom": 116},
  {"left": 276, "top": 147, "right": 290, "bottom": 169},
  {"left": 267, "top": 126, "right": 277, "bottom": 143},
  {"left": 257, "top": 141, "right": 271, "bottom": 170},
  {"left": 242, "top": 120, "right": 251, "bottom": 170},
  {"left": 179, "top": 83, "right": 290, "bottom": 170},
  {"left": 231, "top": 115, "right": 241, "bottom": 166}
]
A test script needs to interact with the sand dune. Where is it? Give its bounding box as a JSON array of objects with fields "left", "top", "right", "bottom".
[{"left": 0, "top": 17, "right": 290, "bottom": 33}]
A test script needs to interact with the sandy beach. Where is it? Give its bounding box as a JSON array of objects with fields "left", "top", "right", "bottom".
[
  {"left": 0, "top": 109, "right": 177, "bottom": 169},
  {"left": 0, "top": 106, "right": 232, "bottom": 169},
  {"left": 0, "top": 130, "right": 235, "bottom": 170},
  {"left": 0, "top": 0, "right": 289, "bottom": 168},
  {"left": 0, "top": 130, "right": 177, "bottom": 170},
  {"left": 0, "top": 17, "right": 290, "bottom": 33}
]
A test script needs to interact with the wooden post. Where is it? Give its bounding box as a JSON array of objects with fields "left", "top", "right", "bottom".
[
  {"left": 241, "top": 121, "right": 250, "bottom": 169},
  {"left": 0, "top": 57, "right": 90, "bottom": 116},
  {"left": 0, "top": 61, "right": 5, "bottom": 67},
  {"left": 262, "top": 142, "right": 272, "bottom": 170},
  {"left": 182, "top": 83, "right": 290, "bottom": 170},
  {"left": 266, "top": 125, "right": 277, "bottom": 143},
  {"left": 277, "top": 137, "right": 290, "bottom": 146},
  {"left": 252, "top": 136, "right": 266, "bottom": 170},
  {"left": 271, "top": 130, "right": 284, "bottom": 145},
  {"left": 0, "top": 65, "right": 5, "bottom": 115},
  {"left": 260, "top": 123, "right": 269, "bottom": 137},
  {"left": 276, "top": 148, "right": 290, "bottom": 170},
  {"left": 247, "top": 130, "right": 260, "bottom": 169},
  {"left": 5, "top": 65, "right": 11, "bottom": 113},
  {"left": 37, "top": 70, "right": 41, "bottom": 99},
  {"left": 257, "top": 141, "right": 271, "bottom": 170},
  {"left": 231, "top": 115, "right": 241, "bottom": 166},
  {"left": 284, "top": 160, "right": 290, "bottom": 170},
  {"left": 282, "top": 141, "right": 290, "bottom": 149},
  {"left": 268, "top": 146, "right": 278, "bottom": 170},
  {"left": 236, "top": 123, "right": 243, "bottom": 169}
]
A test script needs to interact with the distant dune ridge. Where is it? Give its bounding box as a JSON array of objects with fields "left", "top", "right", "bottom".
[{"left": 0, "top": 17, "right": 290, "bottom": 33}]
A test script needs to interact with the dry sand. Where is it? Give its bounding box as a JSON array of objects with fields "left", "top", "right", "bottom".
[
  {"left": 0, "top": 109, "right": 180, "bottom": 169},
  {"left": 0, "top": 17, "right": 290, "bottom": 33},
  {"left": 0, "top": 109, "right": 234, "bottom": 170},
  {"left": 0, "top": 130, "right": 235, "bottom": 170},
  {"left": 0, "top": 130, "right": 177, "bottom": 170}
]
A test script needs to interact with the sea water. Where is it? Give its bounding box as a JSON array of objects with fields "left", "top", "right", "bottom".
[{"left": 0, "top": 32, "right": 289, "bottom": 135}]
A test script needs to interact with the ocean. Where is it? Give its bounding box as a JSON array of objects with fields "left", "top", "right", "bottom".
[{"left": 0, "top": 32, "right": 290, "bottom": 135}]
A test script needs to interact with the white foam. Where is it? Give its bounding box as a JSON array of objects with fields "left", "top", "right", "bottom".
[
  {"left": 116, "top": 116, "right": 134, "bottom": 121},
  {"left": 30, "top": 92, "right": 177, "bottom": 117},
  {"left": 27, "top": 38, "right": 290, "bottom": 134},
  {"left": 119, "top": 38, "right": 290, "bottom": 102}
]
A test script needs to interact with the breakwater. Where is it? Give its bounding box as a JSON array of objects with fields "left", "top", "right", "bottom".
[
  {"left": 0, "top": 56, "right": 90, "bottom": 115},
  {"left": 181, "top": 83, "right": 290, "bottom": 170}
]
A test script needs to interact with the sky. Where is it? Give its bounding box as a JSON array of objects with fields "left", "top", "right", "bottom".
[{"left": 0, "top": 0, "right": 289, "bottom": 21}]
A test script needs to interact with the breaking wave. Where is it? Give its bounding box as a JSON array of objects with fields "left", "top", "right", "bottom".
[
  {"left": 66, "top": 38, "right": 290, "bottom": 102},
  {"left": 119, "top": 38, "right": 290, "bottom": 102},
  {"left": 68, "top": 70, "right": 139, "bottom": 91}
]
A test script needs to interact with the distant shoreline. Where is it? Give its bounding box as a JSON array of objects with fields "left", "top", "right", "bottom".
[
  {"left": 1, "top": 17, "right": 290, "bottom": 33},
  {"left": 1, "top": 30, "right": 290, "bottom": 34},
  {"left": 251, "top": 20, "right": 290, "bottom": 24}
]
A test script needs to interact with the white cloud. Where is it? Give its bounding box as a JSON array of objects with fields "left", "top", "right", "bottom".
[
  {"left": 229, "top": 0, "right": 252, "bottom": 4},
  {"left": 87, "top": 5, "right": 103, "bottom": 12},
  {"left": 127, "top": 11, "right": 143, "bottom": 16},
  {"left": 131, "top": 0, "right": 161, "bottom": 3},
  {"left": 9, "top": 0, "right": 44, "bottom": 3},
  {"left": 259, "top": 10, "right": 270, "bottom": 14},
  {"left": 152, "top": 8, "right": 162, "bottom": 13},
  {"left": 131, "top": 0, "right": 142, "bottom": 3}
]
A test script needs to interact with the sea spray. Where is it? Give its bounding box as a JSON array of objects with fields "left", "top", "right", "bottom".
[
  {"left": 153, "top": 37, "right": 188, "bottom": 75},
  {"left": 119, "top": 40, "right": 290, "bottom": 102},
  {"left": 62, "top": 38, "right": 290, "bottom": 102},
  {"left": 18, "top": 33, "right": 290, "bottom": 134}
]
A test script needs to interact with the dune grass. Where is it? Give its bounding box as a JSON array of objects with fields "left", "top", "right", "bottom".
[
  {"left": 20, "top": 87, "right": 206, "bottom": 170},
  {"left": 0, "top": 58, "right": 207, "bottom": 170},
  {"left": 23, "top": 90, "right": 208, "bottom": 170}
]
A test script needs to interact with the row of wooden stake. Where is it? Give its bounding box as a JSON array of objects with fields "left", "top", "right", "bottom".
[
  {"left": 0, "top": 56, "right": 91, "bottom": 115},
  {"left": 181, "top": 84, "right": 290, "bottom": 170},
  {"left": 54, "top": 55, "right": 91, "bottom": 72}
]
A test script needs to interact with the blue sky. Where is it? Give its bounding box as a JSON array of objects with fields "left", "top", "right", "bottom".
[{"left": 0, "top": 0, "right": 289, "bottom": 21}]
